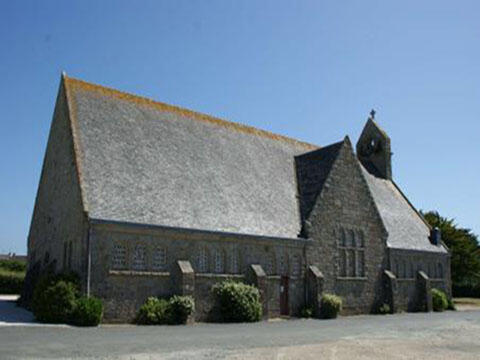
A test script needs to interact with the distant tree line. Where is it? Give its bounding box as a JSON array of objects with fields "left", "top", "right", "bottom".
[{"left": 423, "top": 211, "right": 480, "bottom": 297}]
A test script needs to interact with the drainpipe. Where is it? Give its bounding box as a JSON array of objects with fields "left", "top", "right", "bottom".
[
  {"left": 303, "top": 241, "right": 308, "bottom": 307},
  {"left": 86, "top": 225, "right": 92, "bottom": 297}
]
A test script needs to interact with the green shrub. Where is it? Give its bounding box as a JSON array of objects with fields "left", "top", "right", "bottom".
[
  {"left": 431, "top": 288, "right": 448, "bottom": 312},
  {"left": 0, "top": 270, "right": 24, "bottom": 294},
  {"left": 136, "top": 296, "right": 194, "bottom": 325},
  {"left": 167, "top": 295, "right": 194, "bottom": 325},
  {"left": 299, "top": 306, "right": 314, "bottom": 318},
  {"left": 0, "top": 259, "right": 27, "bottom": 272},
  {"left": 136, "top": 297, "right": 170, "bottom": 325},
  {"left": 32, "top": 280, "right": 78, "bottom": 323},
  {"left": 320, "top": 294, "right": 342, "bottom": 319},
  {"left": 212, "top": 280, "right": 262, "bottom": 323},
  {"left": 377, "top": 303, "right": 391, "bottom": 315},
  {"left": 447, "top": 297, "right": 456, "bottom": 311},
  {"left": 70, "top": 296, "right": 103, "bottom": 326},
  {"left": 33, "top": 272, "right": 80, "bottom": 299}
]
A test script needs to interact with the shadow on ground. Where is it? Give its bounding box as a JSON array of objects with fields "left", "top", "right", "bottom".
[{"left": 0, "top": 295, "right": 35, "bottom": 324}]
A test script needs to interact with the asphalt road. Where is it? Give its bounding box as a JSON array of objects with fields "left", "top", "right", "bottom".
[{"left": 1, "top": 296, "right": 480, "bottom": 359}]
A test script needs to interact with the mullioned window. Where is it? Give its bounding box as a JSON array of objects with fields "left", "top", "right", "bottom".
[{"left": 337, "top": 228, "right": 365, "bottom": 278}]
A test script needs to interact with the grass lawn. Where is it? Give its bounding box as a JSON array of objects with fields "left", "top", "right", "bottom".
[
  {"left": 0, "top": 260, "right": 26, "bottom": 294},
  {"left": 453, "top": 298, "right": 480, "bottom": 306}
]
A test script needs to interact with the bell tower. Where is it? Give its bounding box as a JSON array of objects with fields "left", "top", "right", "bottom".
[{"left": 356, "top": 110, "right": 392, "bottom": 180}]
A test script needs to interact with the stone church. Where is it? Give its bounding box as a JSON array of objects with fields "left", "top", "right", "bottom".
[{"left": 25, "top": 74, "right": 450, "bottom": 322}]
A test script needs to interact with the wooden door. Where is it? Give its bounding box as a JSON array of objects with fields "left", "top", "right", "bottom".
[{"left": 280, "top": 276, "right": 289, "bottom": 315}]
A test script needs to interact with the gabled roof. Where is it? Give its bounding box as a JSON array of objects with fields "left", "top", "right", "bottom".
[
  {"left": 63, "top": 76, "right": 319, "bottom": 239},
  {"left": 60, "top": 75, "right": 447, "bottom": 253},
  {"left": 361, "top": 166, "right": 447, "bottom": 253},
  {"left": 295, "top": 141, "right": 344, "bottom": 222}
]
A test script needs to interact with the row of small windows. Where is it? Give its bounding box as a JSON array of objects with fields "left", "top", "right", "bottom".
[
  {"left": 196, "top": 247, "right": 303, "bottom": 277},
  {"left": 337, "top": 228, "right": 366, "bottom": 278},
  {"left": 112, "top": 243, "right": 166, "bottom": 271},
  {"left": 393, "top": 259, "right": 444, "bottom": 279},
  {"left": 112, "top": 241, "right": 304, "bottom": 277}
]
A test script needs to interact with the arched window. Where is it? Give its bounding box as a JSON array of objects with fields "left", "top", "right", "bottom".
[
  {"left": 349, "top": 230, "right": 356, "bottom": 247},
  {"left": 339, "top": 249, "right": 347, "bottom": 277},
  {"left": 213, "top": 249, "right": 224, "bottom": 273},
  {"left": 265, "top": 253, "right": 276, "bottom": 275},
  {"left": 438, "top": 263, "right": 444, "bottom": 279},
  {"left": 196, "top": 247, "right": 208, "bottom": 273},
  {"left": 291, "top": 254, "right": 302, "bottom": 277},
  {"left": 279, "top": 254, "right": 289, "bottom": 275},
  {"left": 358, "top": 231, "right": 365, "bottom": 248},
  {"left": 230, "top": 246, "right": 239, "bottom": 274},
  {"left": 340, "top": 229, "right": 347, "bottom": 247},
  {"left": 357, "top": 250, "right": 365, "bottom": 277},
  {"left": 429, "top": 263, "right": 435, "bottom": 278},
  {"left": 338, "top": 227, "right": 365, "bottom": 278},
  {"left": 347, "top": 249, "right": 356, "bottom": 277}
]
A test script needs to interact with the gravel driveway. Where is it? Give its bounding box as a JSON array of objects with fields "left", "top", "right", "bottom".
[{"left": 1, "top": 295, "right": 479, "bottom": 359}]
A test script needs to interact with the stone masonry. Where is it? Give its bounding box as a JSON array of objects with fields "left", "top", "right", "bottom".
[{"left": 24, "top": 75, "right": 451, "bottom": 322}]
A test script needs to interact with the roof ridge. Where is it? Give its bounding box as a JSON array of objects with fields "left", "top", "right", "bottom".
[
  {"left": 64, "top": 75, "right": 319, "bottom": 150},
  {"left": 390, "top": 180, "right": 432, "bottom": 231},
  {"left": 296, "top": 139, "right": 344, "bottom": 158}
]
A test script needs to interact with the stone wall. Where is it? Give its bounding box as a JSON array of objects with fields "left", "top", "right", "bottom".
[
  {"left": 88, "top": 221, "right": 309, "bottom": 322},
  {"left": 389, "top": 248, "right": 451, "bottom": 297},
  {"left": 303, "top": 139, "right": 388, "bottom": 314},
  {"left": 396, "top": 279, "right": 417, "bottom": 311},
  {"left": 101, "top": 271, "right": 171, "bottom": 321},
  {"left": 24, "top": 78, "right": 89, "bottom": 302}
]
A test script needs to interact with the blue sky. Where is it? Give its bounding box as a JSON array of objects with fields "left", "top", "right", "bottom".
[{"left": 0, "top": 1, "right": 479, "bottom": 254}]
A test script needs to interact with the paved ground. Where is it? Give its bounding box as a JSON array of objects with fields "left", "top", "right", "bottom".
[{"left": 1, "top": 295, "right": 480, "bottom": 359}]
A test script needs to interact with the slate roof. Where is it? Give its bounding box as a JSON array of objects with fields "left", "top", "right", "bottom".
[
  {"left": 295, "top": 141, "right": 344, "bottom": 222},
  {"left": 62, "top": 75, "right": 446, "bottom": 253},
  {"left": 64, "top": 76, "right": 318, "bottom": 239},
  {"left": 361, "top": 167, "right": 447, "bottom": 253}
]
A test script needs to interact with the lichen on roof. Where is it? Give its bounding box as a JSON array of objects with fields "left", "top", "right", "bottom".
[
  {"left": 64, "top": 75, "right": 318, "bottom": 151},
  {"left": 63, "top": 75, "right": 320, "bottom": 238}
]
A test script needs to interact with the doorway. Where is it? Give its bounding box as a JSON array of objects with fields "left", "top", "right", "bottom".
[{"left": 280, "top": 276, "right": 289, "bottom": 316}]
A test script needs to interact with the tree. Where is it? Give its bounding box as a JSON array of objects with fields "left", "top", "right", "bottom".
[{"left": 422, "top": 211, "right": 480, "bottom": 295}]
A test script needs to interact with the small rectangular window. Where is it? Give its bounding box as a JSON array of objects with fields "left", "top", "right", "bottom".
[
  {"left": 152, "top": 246, "right": 167, "bottom": 271},
  {"left": 132, "top": 244, "right": 147, "bottom": 271},
  {"left": 112, "top": 243, "right": 127, "bottom": 270}
]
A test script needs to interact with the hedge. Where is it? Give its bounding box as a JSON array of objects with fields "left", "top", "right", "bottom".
[
  {"left": 136, "top": 296, "right": 194, "bottom": 325},
  {"left": 431, "top": 288, "right": 448, "bottom": 312},
  {"left": 168, "top": 295, "right": 195, "bottom": 325},
  {"left": 70, "top": 296, "right": 104, "bottom": 326},
  {"left": 0, "top": 270, "right": 24, "bottom": 294},
  {"left": 0, "top": 259, "right": 27, "bottom": 272},
  {"left": 320, "top": 294, "right": 342, "bottom": 319},
  {"left": 136, "top": 297, "right": 170, "bottom": 325},
  {"left": 31, "top": 272, "right": 103, "bottom": 326},
  {"left": 212, "top": 280, "right": 262, "bottom": 323},
  {"left": 32, "top": 280, "right": 78, "bottom": 323}
]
